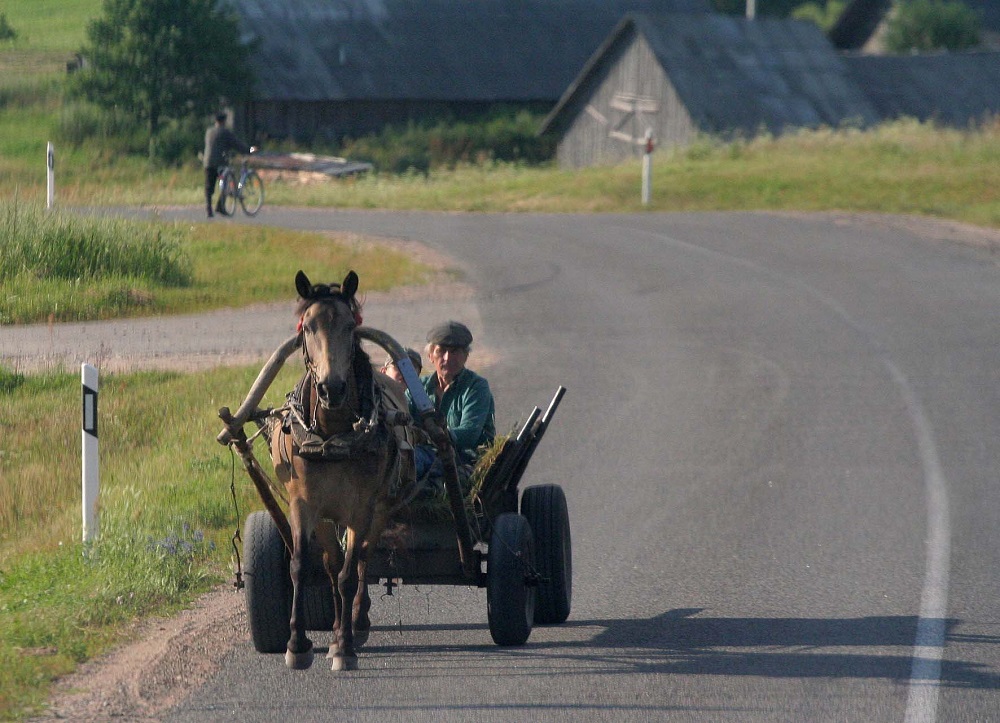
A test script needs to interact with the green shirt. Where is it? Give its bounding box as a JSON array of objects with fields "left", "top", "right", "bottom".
[{"left": 420, "top": 368, "right": 495, "bottom": 465}]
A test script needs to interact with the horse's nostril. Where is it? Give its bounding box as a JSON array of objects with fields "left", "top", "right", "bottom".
[{"left": 316, "top": 380, "right": 347, "bottom": 407}]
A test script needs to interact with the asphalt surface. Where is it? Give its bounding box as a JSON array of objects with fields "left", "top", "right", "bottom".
[{"left": 70, "top": 209, "right": 1000, "bottom": 721}]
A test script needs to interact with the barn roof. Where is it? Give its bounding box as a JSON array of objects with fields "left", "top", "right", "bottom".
[
  {"left": 843, "top": 51, "right": 1000, "bottom": 125},
  {"left": 541, "top": 13, "right": 879, "bottom": 137},
  {"left": 232, "top": 0, "right": 712, "bottom": 102}
]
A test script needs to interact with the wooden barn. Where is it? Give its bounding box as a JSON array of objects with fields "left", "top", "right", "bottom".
[
  {"left": 843, "top": 51, "right": 1000, "bottom": 126},
  {"left": 231, "top": 0, "right": 712, "bottom": 143},
  {"left": 539, "top": 13, "right": 879, "bottom": 168}
]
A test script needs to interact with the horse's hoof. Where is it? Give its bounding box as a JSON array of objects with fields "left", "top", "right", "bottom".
[
  {"left": 354, "top": 628, "right": 370, "bottom": 648},
  {"left": 330, "top": 654, "right": 358, "bottom": 671},
  {"left": 285, "top": 647, "right": 315, "bottom": 670}
]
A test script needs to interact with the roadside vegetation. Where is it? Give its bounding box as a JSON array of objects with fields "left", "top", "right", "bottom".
[
  {"left": 2, "top": 1, "right": 1000, "bottom": 719},
  {"left": 0, "top": 363, "right": 301, "bottom": 720}
]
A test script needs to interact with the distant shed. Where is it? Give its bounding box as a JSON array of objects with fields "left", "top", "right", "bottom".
[
  {"left": 232, "top": 0, "right": 712, "bottom": 143},
  {"left": 539, "top": 13, "right": 879, "bottom": 168},
  {"left": 843, "top": 51, "right": 1000, "bottom": 125}
]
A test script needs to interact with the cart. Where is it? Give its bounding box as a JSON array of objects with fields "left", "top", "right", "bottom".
[{"left": 217, "top": 327, "right": 571, "bottom": 652}]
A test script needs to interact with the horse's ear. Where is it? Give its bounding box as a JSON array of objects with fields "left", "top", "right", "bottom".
[
  {"left": 295, "top": 270, "right": 312, "bottom": 299},
  {"left": 342, "top": 270, "right": 359, "bottom": 300}
]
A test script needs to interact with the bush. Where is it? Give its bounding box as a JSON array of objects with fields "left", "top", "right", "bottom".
[
  {"left": 0, "top": 13, "right": 18, "bottom": 42},
  {"left": 884, "top": 0, "right": 981, "bottom": 53},
  {"left": 58, "top": 101, "right": 145, "bottom": 152},
  {"left": 150, "top": 116, "right": 203, "bottom": 166},
  {"left": 339, "top": 109, "right": 556, "bottom": 174}
]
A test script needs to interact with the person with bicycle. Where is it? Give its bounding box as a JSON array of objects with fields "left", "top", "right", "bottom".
[{"left": 203, "top": 112, "right": 253, "bottom": 218}]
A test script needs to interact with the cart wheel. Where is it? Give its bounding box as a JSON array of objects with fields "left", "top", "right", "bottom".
[
  {"left": 521, "top": 484, "right": 572, "bottom": 624},
  {"left": 487, "top": 513, "right": 536, "bottom": 646},
  {"left": 243, "top": 511, "right": 291, "bottom": 653}
]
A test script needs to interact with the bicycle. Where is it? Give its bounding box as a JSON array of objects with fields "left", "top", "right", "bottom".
[{"left": 217, "top": 148, "right": 264, "bottom": 216}]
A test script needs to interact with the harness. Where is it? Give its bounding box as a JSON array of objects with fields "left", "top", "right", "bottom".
[
  {"left": 275, "top": 341, "right": 415, "bottom": 500},
  {"left": 283, "top": 346, "right": 384, "bottom": 461}
]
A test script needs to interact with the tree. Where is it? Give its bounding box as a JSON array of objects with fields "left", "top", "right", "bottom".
[
  {"left": 884, "top": 0, "right": 981, "bottom": 53},
  {"left": 0, "top": 13, "right": 18, "bottom": 41},
  {"left": 68, "top": 0, "right": 253, "bottom": 146},
  {"left": 792, "top": 0, "right": 847, "bottom": 31}
]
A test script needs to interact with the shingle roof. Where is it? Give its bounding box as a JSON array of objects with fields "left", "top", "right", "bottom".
[
  {"left": 843, "top": 51, "right": 1000, "bottom": 124},
  {"left": 233, "top": 0, "right": 712, "bottom": 102},
  {"left": 542, "top": 13, "right": 879, "bottom": 136}
]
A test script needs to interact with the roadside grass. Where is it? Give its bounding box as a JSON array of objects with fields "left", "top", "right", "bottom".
[
  {"left": 0, "top": 0, "right": 101, "bottom": 54},
  {"left": 4, "top": 117, "right": 999, "bottom": 228},
  {"left": 0, "top": 363, "right": 301, "bottom": 721},
  {"left": 0, "top": 201, "right": 435, "bottom": 324}
]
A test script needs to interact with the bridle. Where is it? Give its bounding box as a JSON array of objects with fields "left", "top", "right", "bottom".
[{"left": 295, "top": 298, "right": 378, "bottom": 438}]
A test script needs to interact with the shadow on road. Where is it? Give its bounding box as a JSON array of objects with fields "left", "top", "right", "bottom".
[{"left": 365, "top": 608, "right": 1000, "bottom": 689}]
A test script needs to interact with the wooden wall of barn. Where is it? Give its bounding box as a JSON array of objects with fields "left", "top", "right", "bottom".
[{"left": 554, "top": 29, "right": 697, "bottom": 168}]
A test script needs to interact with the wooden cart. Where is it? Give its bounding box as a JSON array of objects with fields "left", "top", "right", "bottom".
[{"left": 218, "top": 328, "right": 570, "bottom": 652}]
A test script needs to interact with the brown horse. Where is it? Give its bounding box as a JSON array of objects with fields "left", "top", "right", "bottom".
[{"left": 271, "top": 270, "right": 413, "bottom": 671}]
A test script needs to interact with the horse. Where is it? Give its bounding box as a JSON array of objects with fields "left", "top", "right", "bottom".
[{"left": 271, "top": 269, "right": 414, "bottom": 671}]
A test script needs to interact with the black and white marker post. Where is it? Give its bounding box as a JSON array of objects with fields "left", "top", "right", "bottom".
[
  {"left": 46, "top": 142, "right": 55, "bottom": 210},
  {"left": 81, "top": 363, "right": 99, "bottom": 544}
]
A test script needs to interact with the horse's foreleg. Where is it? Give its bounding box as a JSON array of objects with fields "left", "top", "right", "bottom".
[
  {"left": 353, "top": 540, "right": 372, "bottom": 648},
  {"left": 285, "top": 501, "right": 314, "bottom": 670},
  {"left": 331, "top": 528, "right": 360, "bottom": 671},
  {"left": 316, "top": 521, "right": 346, "bottom": 660}
]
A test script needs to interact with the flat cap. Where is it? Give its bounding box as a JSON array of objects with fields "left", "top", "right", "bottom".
[{"left": 426, "top": 320, "right": 473, "bottom": 348}]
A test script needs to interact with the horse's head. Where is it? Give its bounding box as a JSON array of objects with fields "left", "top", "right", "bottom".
[{"left": 295, "top": 270, "right": 362, "bottom": 409}]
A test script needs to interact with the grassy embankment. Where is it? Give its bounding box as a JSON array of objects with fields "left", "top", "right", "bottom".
[
  {"left": 0, "top": 209, "right": 433, "bottom": 721},
  {"left": 2, "top": 2, "right": 1000, "bottom": 719}
]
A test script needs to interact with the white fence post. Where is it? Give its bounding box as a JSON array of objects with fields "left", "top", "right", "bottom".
[
  {"left": 82, "top": 363, "right": 99, "bottom": 544},
  {"left": 641, "top": 130, "right": 654, "bottom": 206},
  {"left": 46, "top": 142, "right": 55, "bottom": 210}
]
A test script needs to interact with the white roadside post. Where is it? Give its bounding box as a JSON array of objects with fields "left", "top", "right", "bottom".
[
  {"left": 641, "top": 130, "right": 654, "bottom": 206},
  {"left": 82, "top": 363, "right": 99, "bottom": 544},
  {"left": 46, "top": 142, "right": 55, "bottom": 210}
]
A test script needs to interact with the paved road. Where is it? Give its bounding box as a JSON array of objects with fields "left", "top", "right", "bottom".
[{"left": 118, "top": 209, "right": 1000, "bottom": 720}]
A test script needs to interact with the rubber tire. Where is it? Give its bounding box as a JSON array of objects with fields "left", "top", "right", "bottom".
[
  {"left": 243, "top": 512, "right": 335, "bottom": 653},
  {"left": 221, "top": 173, "right": 238, "bottom": 216},
  {"left": 239, "top": 171, "right": 264, "bottom": 216},
  {"left": 487, "top": 513, "right": 535, "bottom": 646},
  {"left": 243, "top": 511, "right": 291, "bottom": 653},
  {"left": 521, "top": 484, "right": 572, "bottom": 624}
]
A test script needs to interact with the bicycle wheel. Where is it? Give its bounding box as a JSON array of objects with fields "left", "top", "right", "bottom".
[
  {"left": 239, "top": 170, "right": 264, "bottom": 216},
  {"left": 221, "top": 172, "right": 238, "bottom": 216}
]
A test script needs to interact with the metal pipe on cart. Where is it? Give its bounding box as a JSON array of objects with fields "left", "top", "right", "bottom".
[{"left": 81, "top": 363, "right": 98, "bottom": 544}]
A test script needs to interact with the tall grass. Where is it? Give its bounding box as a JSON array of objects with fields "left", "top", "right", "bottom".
[
  {"left": 1, "top": 200, "right": 192, "bottom": 285},
  {"left": 0, "top": 208, "right": 436, "bottom": 324}
]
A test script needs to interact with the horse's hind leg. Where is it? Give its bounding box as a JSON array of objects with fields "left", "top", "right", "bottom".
[{"left": 284, "top": 500, "right": 315, "bottom": 670}]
